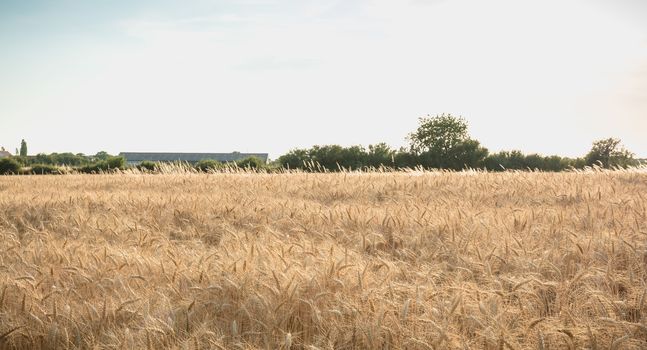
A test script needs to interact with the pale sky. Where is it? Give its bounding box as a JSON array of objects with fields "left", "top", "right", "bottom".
[{"left": 1, "top": 0, "right": 646, "bottom": 159}]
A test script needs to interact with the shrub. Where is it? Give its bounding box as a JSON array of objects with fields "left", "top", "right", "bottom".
[
  {"left": 236, "top": 157, "right": 264, "bottom": 169},
  {"left": 106, "top": 156, "right": 126, "bottom": 170},
  {"left": 137, "top": 161, "right": 159, "bottom": 172},
  {"left": 77, "top": 157, "right": 125, "bottom": 174},
  {"left": 0, "top": 158, "right": 21, "bottom": 175},
  {"left": 195, "top": 159, "right": 223, "bottom": 172},
  {"left": 30, "top": 164, "right": 62, "bottom": 175},
  {"left": 13, "top": 156, "right": 29, "bottom": 166},
  {"left": 78, "top": 163, "right": 102, "bottom": 174}
]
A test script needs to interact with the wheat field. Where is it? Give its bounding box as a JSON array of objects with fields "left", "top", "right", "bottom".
[{"left": 0, "top": 170, "right": 646, "bottom": 349}]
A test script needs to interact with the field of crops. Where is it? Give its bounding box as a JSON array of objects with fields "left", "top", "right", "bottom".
[{"left": 1, "top": 170, "right": 646, "bottom": 349}]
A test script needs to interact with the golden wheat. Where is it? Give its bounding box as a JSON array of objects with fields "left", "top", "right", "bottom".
[{"left": 0, "top": 170, "right": 646, "bottom": 349}]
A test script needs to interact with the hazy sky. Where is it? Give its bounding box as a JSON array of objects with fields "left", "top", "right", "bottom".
[{"left": 1, "top": 0, "right": 646, "bottom": 158}]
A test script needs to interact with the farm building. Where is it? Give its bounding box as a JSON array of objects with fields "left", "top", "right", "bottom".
[
  {"left": 0, "top": 147, "right": 12, "bottom": 158},
  {"left": 119, "top": 152, "right": 269, "bottom": 165}
]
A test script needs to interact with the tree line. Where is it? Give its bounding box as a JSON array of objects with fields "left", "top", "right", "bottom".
[
  {"left": 278, "top": 114, "right": 638, "bottom": 171},
  {"left": 0, "top": 150, "right": 268, "bottom": 175},
  {"left": 1, "top": 114, "right": 640, "bottom": 174}
]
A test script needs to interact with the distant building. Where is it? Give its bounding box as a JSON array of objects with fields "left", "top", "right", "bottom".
[
  {"left": 0, "top": 147, "right": 12, "bottom": 159},
  {"left": 119, "top": 152, "right": 269, "bottom": 165}
]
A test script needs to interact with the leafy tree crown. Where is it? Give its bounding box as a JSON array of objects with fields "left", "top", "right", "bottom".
[
  {"left": 585, "top": 138, "right": 636, "bottom": 168},
  {"left": 407, "top": 114, "right": 469, "bottom": 154}
]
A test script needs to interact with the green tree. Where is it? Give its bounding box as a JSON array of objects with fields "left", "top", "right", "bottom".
[
  {"left": 54, "top": 153, "right": 87, "bottom": 166},
  {"left": 20, "top": 139, "right": 27, "bottom": 157},
  {"left": 443, "top": 139, "right": 489, "bottom": 169},
  {"left": 585, "top": 138, "right": 636, "bottom": 168},
  {"left": 309, "top": 145, "right": 345, "bottom": 170},
  {"left": 33, "top": 153, "right": 55, "bottom": 165},
  {"left": 94, "top": 151, "right": 110, "bottom": 161},
  {"left": 366, "top": 143, "right": 395, "bottom": 167},
  {"left": 277, "top": 149, "right": 310, "bottom": 170},
  {"left": 393, "top": 148, "right": 419, "bottom": 169},
  {"left": 407, "top": 114, "right": 469, "bottom": 155},
  {"left": 407, "top": 114, "right": 487, "bottom": 169}
]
